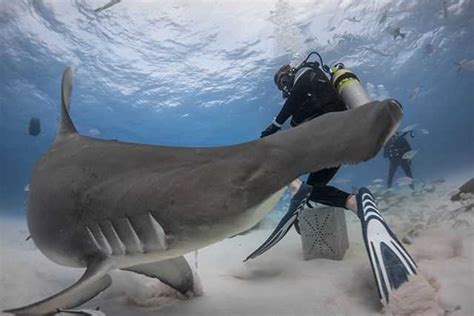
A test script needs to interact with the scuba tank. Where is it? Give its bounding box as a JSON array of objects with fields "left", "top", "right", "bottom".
[
  {"left": 283, "top": 52, "right": 372, "bottom": 109},
  {"left": 329, "top": 63, "right": 372, "bottom": 109}
]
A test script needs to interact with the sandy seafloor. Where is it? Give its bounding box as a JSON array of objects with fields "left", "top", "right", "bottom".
[{"left": 1, "top": 173, "right": 473, "bottom": 316}]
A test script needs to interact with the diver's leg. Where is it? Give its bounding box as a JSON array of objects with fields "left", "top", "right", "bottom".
[
  {"left": 401, "top": 160, "right": 415, "bottom": 189},
  {"left": 387, "top": 159, "right": 398, "bottom": 188},
  {"left": 311, "top": 185, "right": 350, "bottom": 208},
  {"left": 306, "top": 167, "right": 339, "bottom": 187},
  {"left": 307, "top": 167, "right": 353, "bottom": 211}
]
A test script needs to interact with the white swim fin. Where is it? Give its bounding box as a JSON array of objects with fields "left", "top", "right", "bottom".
[{"left": 356, "top": 187, "right": 417, "bottom": 305}]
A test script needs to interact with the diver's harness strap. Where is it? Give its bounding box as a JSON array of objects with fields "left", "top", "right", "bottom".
[
  {"left": 293, "top": 67, "right": 312, "bottom": 86},
  {"left": 244, "top": 183, "right": 313, "bottom": 262},
  {"left": 282, "top": 53, "right": 334, "bottom": 100}
]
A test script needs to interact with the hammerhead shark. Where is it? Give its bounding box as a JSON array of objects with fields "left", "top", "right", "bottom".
[{"left": 5, "top": 67, "right": 402, "bottom": 315}]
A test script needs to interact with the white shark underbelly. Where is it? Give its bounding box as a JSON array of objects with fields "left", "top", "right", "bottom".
[
  {"left": 32, "top": 187, "right": 285, "bottom": 270},
  {"left": 107, "top": 188, "right": 285, "bottom": 269}
]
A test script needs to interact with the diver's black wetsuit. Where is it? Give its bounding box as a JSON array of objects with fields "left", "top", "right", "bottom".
[
  {"left": 268, "top": 66, "right": 349, "bottom": 208},
  {"left": 383, "top": 132, "right": 414, "bottom": 188}
]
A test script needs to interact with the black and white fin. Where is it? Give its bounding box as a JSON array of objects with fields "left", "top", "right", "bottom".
[
  {"left": 244, "top": 184, "right": 312, "bottom": 261},
  {"left": 3, "top": 256, "right": 113, "bottom": 315},
  {"left": 356, "top": 187, "right": 417, "bottom": 305},
  {"left": 58, "top": 67, "right": 77, "bottom": 137},
  {"left": 122, "top": 256, "right": 194, "bottom": 296}
]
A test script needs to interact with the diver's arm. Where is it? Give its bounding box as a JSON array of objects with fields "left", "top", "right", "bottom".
[
  {"left": 273, "top": 99, "right": 296, "bottom": 126},
  {"left": 261, "top": 71, "right": 310, "bottom": 138},
  {"left": 261, "top": 93, "right": 305, "bottom": 138},
  {"left": 274, "top": 76, "right": 309, "bottom": 125}
]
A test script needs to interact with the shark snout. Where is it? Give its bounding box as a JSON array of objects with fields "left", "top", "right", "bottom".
[{"left": 381, "top": 98, "right": 403, "bottom": 144}]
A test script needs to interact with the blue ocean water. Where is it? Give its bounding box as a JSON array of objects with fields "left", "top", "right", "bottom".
[{"left": 1, "top": 0, "right": 473, "bottom": 214}]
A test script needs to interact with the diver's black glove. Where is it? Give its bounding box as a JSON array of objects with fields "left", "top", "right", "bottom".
[{"left": 260, "top": 123, "right": 281, "bottom": 138}]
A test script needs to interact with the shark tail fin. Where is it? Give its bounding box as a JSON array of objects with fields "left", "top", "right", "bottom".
[
  {"left": 3, "top": 256, "right": 113, "bottom": 315},
  {"left": 58, "top": 67, "right": 78, "bottom": 136}
]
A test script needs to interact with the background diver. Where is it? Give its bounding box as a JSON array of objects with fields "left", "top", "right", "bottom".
[
  {"left": 246, "top": 53, "right": 418, "bottom": 307},
  {"left": 383, "top": 130, "right": 415, "bottom": 189}
]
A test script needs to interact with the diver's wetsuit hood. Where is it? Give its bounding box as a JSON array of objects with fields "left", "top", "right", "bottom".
[{"left": 274, "top": 51, "right": 332, "bottom": 99}]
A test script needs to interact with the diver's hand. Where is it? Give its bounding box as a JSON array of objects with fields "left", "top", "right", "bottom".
[{"left": 260, "top": 123, "right": 280, "bottom": 138}]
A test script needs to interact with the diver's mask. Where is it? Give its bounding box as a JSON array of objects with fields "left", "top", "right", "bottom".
[{"left": 274, "top": 64, "right": 295, "bottom": 98}]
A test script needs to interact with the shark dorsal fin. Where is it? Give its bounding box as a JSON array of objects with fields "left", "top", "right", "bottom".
[{"left": 58, "top": 67, "right": 78, "bottom": 136}]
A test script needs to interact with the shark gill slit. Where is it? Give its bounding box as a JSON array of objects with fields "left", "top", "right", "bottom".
[
  {"left": 85, "top": 225, "right": 102, "bottom": 252},
  {"left": 125, "top": 216, "right": 145, "bottom": 253},
  {"left": 101, "top": 220, "right": 126, "bottom": 255},
  {"left": 148, "top": 211, "right": 168, "bottom": 249},
  {"left": 93, "top": 223, "right": 113, "bottom": 255},
  {"left": 83, "top": 210, "right": 177, "bottom": 257}
]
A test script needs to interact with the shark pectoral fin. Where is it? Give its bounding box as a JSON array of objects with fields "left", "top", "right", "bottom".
[
  {"left": 3, "top": 257, "right": 113, "bottom": 315},
  {"left": 122, "top": 256, "right": 194, "bottom": 296}
]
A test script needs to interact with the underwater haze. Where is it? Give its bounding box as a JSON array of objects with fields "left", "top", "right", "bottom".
[
  {"left": 1, "top": 0, "right": 473, "bottom": 213},
  {"left": 1, "top": 1, "right": 474, "bottom": 316}
]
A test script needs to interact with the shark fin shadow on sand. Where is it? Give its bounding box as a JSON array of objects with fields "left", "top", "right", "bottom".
[{"left": 4, "top": 67, "right": 402, "bottom": 315}]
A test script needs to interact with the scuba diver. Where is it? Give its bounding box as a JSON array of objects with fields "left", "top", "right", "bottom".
[
  {"left": 260, "top": 55, "right": 357, "bottom": 212},
  {"left": 383, "top": 130, "right": 415, "bottom": 189},
  {"left": 246, "top": 52, "right": 418, "bottom": 307}
]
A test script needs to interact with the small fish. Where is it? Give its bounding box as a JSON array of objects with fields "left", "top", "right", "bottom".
[
  {"left": 88, "top": 128, "right": 101, "bottom": 136},
  {"left": 386, "top": 26, "right": 406, "bottom": 40},
  {"left": 424, "top": 43, "right": 434, "bottom": 56},
  {"left": 94, "top": 0, "right": 121, "bottom": 13},
  {"left": 361, "top": 45, "right": 395, "bottom": 57},
  {"left": 442, "top": 0, "right": 449, "bottom": 19},
  {"left": 409, "top": 87, "right": 420, "bottom": 101},
  {"left": 396, "top": 176, "right": 414, "bottom": 186},
  {"left": 57, "top": 307, "right": 106, "bottom": 316},
  {"left": 345, "top": 16, "right": 361, "bottom": 23},
  {"left": 334, "top": 178, "right": 351, "bottom": 184},
  {"left": 401, "top": 124, "right": 418, "bottom": 134},
  {"left": 420, "top": 128, "right": 430, "bottom": 135},
  {"left": 402, "top": 149, "right": 418, "bottom": 160},
  {"left": 372, "top": 178, "right": 384, "bottom": 184},
  {"left": 28, "top": 117, "right": 41, "bottom": 136},
  {"left": 379, "top": 11, "right": 388, "bottom": 24},
  {"left": 455, "top": 59, "right": 474, "bottom": 73},
  {"left": 24, "top": 184, "right": 30, "bottom": 192},
  {"left": 432, "top": 178, "right": 446, "bottom": 185}
]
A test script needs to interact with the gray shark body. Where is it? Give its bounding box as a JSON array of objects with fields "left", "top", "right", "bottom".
[{"left": 5, "top": 68, "right": 402, "bottom": 315}]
